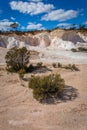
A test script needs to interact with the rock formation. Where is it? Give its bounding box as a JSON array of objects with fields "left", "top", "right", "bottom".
[{"left": 0, "top": 29, "right": 87, "bottom": 50}]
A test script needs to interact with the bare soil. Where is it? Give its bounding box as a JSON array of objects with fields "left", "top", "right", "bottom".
[{"left": 0, "top": 64, "right": 87, "bottom": 130}]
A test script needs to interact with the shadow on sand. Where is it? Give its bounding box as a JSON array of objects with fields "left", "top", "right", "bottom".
[
  {"left": 33, "top": 66, "right": 52, "bottom": 74},
  {"left": 23, "top": 66, "right": 52, "bottom": 81},
  {"left": 41, "top": 85, "right": 78, "bottom": 104}
]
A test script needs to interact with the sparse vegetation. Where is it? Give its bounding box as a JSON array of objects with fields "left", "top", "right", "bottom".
[
  {"left": 52, "top": 62, "right": 62, "bottom": 68},
  {"left": 18, "top": 68, "right": 26, "bottom": 79},
  {"left": 64, "top": 64, "right": 79, "bottom": 71},
  {"left": 52, "top": 63, "right": 56, "bottom": 68},
  {"left": 5, "top": 47, "right": 30, "bottom": 72},
  {"left": 52, "top": 62, "right": 79, "bottom": 71},
  {"left": 71, "top": 47, "right": 87, "bottom": 52},
  {"left": 37, "top": 62, "right": 43, "bottom": 68},
  {"left": 71, "top": 64, "right": 79, "bottom": 71},
  {"left": 29, "top": 74, "right": 65, "bottom": 102},
  {"left": 71, "top": 48, "right": 78, "bottom": 52},
  {"left": 58, "top": 62, "right": 62, "bottom": 68},
  {"left": 78, "top": 47, "right": 87, "bottom": 52}
]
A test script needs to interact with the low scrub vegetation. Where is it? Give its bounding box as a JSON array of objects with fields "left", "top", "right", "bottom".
[
  {"left": 71, "top": 47, "right": 87, "bottom": 52},
  {"left": 52, "top": 63, "right": 56, "bottom": 68},
  {"left": 52, "top": 62, "right": 62, "bottom": 68},
  {"left": 71, "top": 48, "right": 78, "bottom": 52},
  {"left": 64, "top": 64, "right": 79, "bottom": 71},
  {"left": 37, "top": 62, "right": 43, "bottom": 68},
  {"left": 52, "top": 62, "right": 79, "bottom": 71},
  {"left": 18, "top": 68, "right": 26, "bottom": 79},
  {"left": 78, "top": 47, "right": 87, "bottom": 52},
  {"left": 5, "top": 47, "right": 30, "bottom": 80},
  {"left": 5, "top": 47, "right": 30, "bottom": 73},
  {"left": 29, "top": 74, "right": 65, "bottom": 102},
  {"left": 58, "top": 62, "right": 62, "bottom": 68}
]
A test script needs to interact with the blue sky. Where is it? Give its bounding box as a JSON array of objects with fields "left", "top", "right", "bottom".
[{"left": 0, "top": 0, "right": 87, "bottom": 31}]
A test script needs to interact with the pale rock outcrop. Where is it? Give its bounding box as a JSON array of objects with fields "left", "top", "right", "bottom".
[
  {"left": 7, "top": 37, "right": 26, "bottom": 48},
  {"left": 0, "top": 36, "right": 7, "bottom": 47},
  {"left": 36, "top": 33, "right": 51, "bottom": 48},
  {"left": 78, "top": 33, "right": 87, "bottom": 42},
  {"left": 62, "top": 31, "right": 85, "bottom": 44},
  {"left": 50, "top": 37, "right": 75, "bottom": 50},
  {"left": 51, "top": 30, "right": 86, "bottom": 44},
  {"left": 23, "top": 36, "right": 39, "bottom": 46},
  {"left": 0, "top": 29, "right": 87, "bottom": 50}
]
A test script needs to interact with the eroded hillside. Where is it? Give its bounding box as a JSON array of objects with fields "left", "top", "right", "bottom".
[{"left": 0, "top": 29, "right": 87, "bottom": 50}]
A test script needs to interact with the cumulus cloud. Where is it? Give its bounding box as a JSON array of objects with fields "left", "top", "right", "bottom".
[
  {"left": 0, "top": 19, "right": 13, "bottom": 31},
  {"left": 57, "top": 23, "right": 79, "bottom": 29},
  {"left": 26, "top": 22, "right": 45, "bottom": 30},
  {"left": 10, "top": 1, "right": 54, "bottom": 15},
  {"left": 0, "top": 19, "right": 19, "bottom": 31},
  {"left": 42, "top": 9, "right": 79, "bottom": 21},
  {"left": 57, "top": 23, "right": 73, "bottom": 29}
]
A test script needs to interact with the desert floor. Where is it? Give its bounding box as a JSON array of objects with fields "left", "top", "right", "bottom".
[{"left": 0, "top": 64, "right": 87, "bottom": 130}]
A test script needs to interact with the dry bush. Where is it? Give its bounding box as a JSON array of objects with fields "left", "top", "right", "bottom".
[
  {"left": 71, "top": 48, "right": 78, "bottom": 52},
  {"left": 18, "top": 68, "right": 26, "bottom": 79},
  {"left": 78, "top": 47, "right": 87, "bottom": 52},
  {"left": 29, "top": 74, "right": 65, "bottom": 102},
  {"left": 52, "top": 63, "right": 56, "bottom": 68},
  {"left": 37, "top": 62, "right": 43, "bottom": 68},
  {"left": 5, "top": 47, "right": 30, "bottom": 72},
  {"left": 58, "top": 62, "right": 62, "bottom": 68},
  {"left": 64, "top": 64, "right": 79, "bottom": 71}
]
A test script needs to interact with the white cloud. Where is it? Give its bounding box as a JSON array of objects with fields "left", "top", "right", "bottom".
[
  {"left": 0, "top": 19, "right": 13, "bottom": 31},
  {"left": 42, "top": 9, "right": 79, "bottom": 21},
  {"left": 10, "top": 1, "right": 54, "bottom": 15},
  {"left": 0, "top": 19, "right": 19, "bottom": 31},
  {"left": 57, "top": 23, "right": 79, "bottom": 29},
  {"left": 26, "top": 22, "right": 45, "bottom": 30},
  {"left": 57, "top": 23, "right": 72, "bottom": 29},
  {"left": 11, "top": 17, "right": 15, "bottom": 21}
]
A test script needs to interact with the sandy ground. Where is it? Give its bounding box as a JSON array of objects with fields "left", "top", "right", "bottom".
[
  {"left": 29, "top": 47, "right": 87, "bottom": 64},
  {"left": 0, "top": 64, "right": 87, "bottom": 130},
  {"left": 0, "top": 47, "right": 8, "bottom": 65},
  {"left": 0, "top": 47, "right": 87, "bottom": 65}
]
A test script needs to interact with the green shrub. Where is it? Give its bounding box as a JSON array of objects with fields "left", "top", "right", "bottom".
[
  {"left": 29, "top": 74, "right": 65, "bottom": 102},
  {"left": 78, "top": 47, "right": 87, "bottom": 52},
  {"left": 52, "top": 63, "right": 62, "bottom": 68},
  {"left": 71, "top": 48, "right": 77, "bottom": 52},
  {"left": 64, "top": 64, "right": 79, "bottom": 71},
  {"left": 18, "top": 68, "right": 26, "bottom": 79},
  {"left": 71, "top": 64, "right": 79, "bottom": 71},
  {"left": 52, "top": 63, "right": 56, "bottom": 68},
  {"left": 5, "top": 47, "right": 30, "bottom": 72},
  {"left": 58, "top": 62, "right": 62, "bottom": 68},
  {"left": 71, "top": 47, "right": 87, "bottom": 52},
  {"left": 64, "top": 64, "right": 72, "bottom": 70},
  {"left": 37, "top": 62, "right": 43, "bottom": 68}
]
